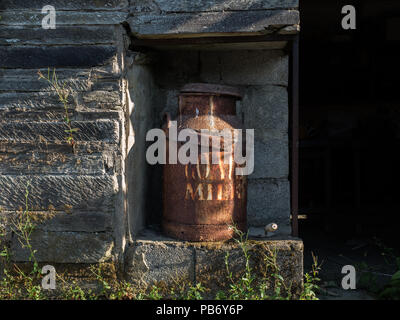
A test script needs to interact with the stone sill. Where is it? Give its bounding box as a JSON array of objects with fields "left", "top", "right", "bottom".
[{"left": 124, "top": 228, "right": 303, "bottom": 296}]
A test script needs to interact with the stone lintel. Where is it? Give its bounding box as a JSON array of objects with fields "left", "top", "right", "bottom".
[{"left": 128, "top": 10, "right": 300, "bottom": 39}]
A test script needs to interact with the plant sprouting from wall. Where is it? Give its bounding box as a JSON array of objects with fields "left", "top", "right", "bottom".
[
  {"left": 0, "top": 181, "right": 45, "bottom": 300},
  {"left": 10, "top": 181, "right": 38, "bottom": 273},
  {"left": 37, "top": 68, "right": 78, "bottom": 153}
]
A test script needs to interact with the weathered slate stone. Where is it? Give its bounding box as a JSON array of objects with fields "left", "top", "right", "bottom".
[
  {"left": 3, "top": 210, "right": 111, "bottom": 233},
  {"left": 0, "top": 104, "right": 122, "bottom": 121},
  {"left": 124, "top": 229, "right": 303, "bottom": 297},
  {"left": 0, "top": 109, "right": 121, "bottom": 122},
  {"left": 128, "top": 10, "right": 299, "bottom": 37},
  {"left": 0, "top": 78, "right": 120, "bottom": 94},
  {"left": 195, "top": 238, "right": 303, "bottom": 297},
  {"left": 125, "top": 233, "right": 195, "bottom": 284},
  {"left": 131, "top": 0, "right": 299, "bottom": 12},
  {"left": 0, "top": 26, "right": 117, "bottom": 45},
  {"left": 91, "top": 81, "right": 121, "bottom": 92},
  {"left": 0, "top": 75, "right": 88, "bottom": 93},
  {"left": 223, "top": 51, "right": 288, "bottom": 86},
  {"left": 153, "top": 50, "right": 201, "bottom": 88},
  {"left": 0, "top": 69, "right": 91, "bottom": 92},
  {"left": 0, "top": 45, "right": 117, "bottom": 68},
  {"left": 201, "top": 50, "right": 288, "bottom": 86},
  {"left": 38, "top": 211, "right": 111, "bottom": 233},
  {"left": 0, "top": 151, "right": 108, "bottom": 175},
  {"left": 0, "top": 175, "right": 116, "bottom": 211},
  {"left": 0, "top": 0, "right": 128, "bottom": 10},
  {"left": 81, "top": 91, "right": 123, "bottom": 109},
  {"left": 0, "top": 65, "right": 120, "bottom": 81},
  {"left": 251, "top": 139, "right": 289, "bottom": 179},
  {"left": 0, "top": 92, "right": 69, "bottom": 111},
  {"left": 0, "top": 120, "right": 119, "bottom": 143},
  {"left": 11, "top": 230, "right": 114, "bottom": 263},
  {"left": 242, "top": 85, "right": 288, "bottom": 142},
  {"left": 247, "top": 178, "right": 291, "bottom": 229},
  {"left": 0, "top": 141, "right": 119, "bottom": 156},
  {"left": 0, "top": 11, "right": 128, "bottom": 26}
]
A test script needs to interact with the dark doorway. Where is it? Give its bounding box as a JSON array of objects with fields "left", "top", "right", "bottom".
[{"left": 299, "top": 0, "right": 400, "bottom": 298}]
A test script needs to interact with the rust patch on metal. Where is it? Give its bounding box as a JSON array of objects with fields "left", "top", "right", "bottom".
[{"left": 163, "top": 83, "right": 247, "bottom": 242}]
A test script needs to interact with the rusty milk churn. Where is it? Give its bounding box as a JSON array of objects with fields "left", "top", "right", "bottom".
[{"left": 162, "top": 83, "right": 248, "bottom": 241}]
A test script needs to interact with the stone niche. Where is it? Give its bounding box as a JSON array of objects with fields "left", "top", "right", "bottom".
[
  {"left": 0, "top": 0, "right": 302, "bottom": 294},
  {"left": 128, "top": 49, "right": 292, "bottom": 234},
  {"left": 125, "top": 0, "right": 300, "bottom": 237},
  {"left": 124, "top": 0, "right": 302, "bottom": 292}
]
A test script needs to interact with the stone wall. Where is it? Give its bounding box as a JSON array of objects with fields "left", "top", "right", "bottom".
[
  {"left": 125, "top": 229, "right": 303, "bottom": 297},
  {"left": 0, "top": 0, "right": 299, "bottom": 281},
  {"left": 0, "top": 1, "right": 131, "bottom": 268}
]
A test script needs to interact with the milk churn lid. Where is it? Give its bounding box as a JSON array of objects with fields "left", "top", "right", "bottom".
[{"left": 180, "top": 83, "right": 243, "bottom": 99}]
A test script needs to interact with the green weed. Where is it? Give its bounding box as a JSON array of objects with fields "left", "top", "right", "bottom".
[{"left": 37, "top": 68, "right": 78, "bottom": 153}]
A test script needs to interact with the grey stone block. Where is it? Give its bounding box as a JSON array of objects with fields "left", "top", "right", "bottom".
[
  {"left": 0, "top": 10, "right": 128, "bottom": 27},
  {"left": 0, "top": 150, "right": 109, "bottom": 175},
  {"left": 91, "top": 81, "right": 121, "bottom": 92},
  {"left": 0, "top": 141, "right": 119, "bottom": 158},
  {"left": 0, "top": 92, "right": 73, "bottom": 112},
  {"left": 247, "top": 179, "right": 291, "bottom": 230},
  {"left": 0, "top": 67, "right": 120, "bottom": 92},
  {"left": 125, "top": 234, "right": 195, "bottom": 284},
  {"left": 199, "top": 52, "right": 222, "bottom": 84},
  {"left": 0, "top": 11, "right": 128, "bottom": 26},
  {"left": 242, "top": 85, "right": 288, "bottom": 140},
  {"left": 0, "top": 26, "right": 117, "bottom": 45},
  {"left": 0, "top": 45, "right": 117, "bottom": 68},
  {"left": 195, "top": 239, "right": 303, "bottom": 297},
  {"left": 10, "top": 230, "right": 114, "bottom": 263},
  {"left": 128, "top": 10, "right": 299, "bottom": 37},
  {"left": 0, "top": 71, "right": 87, "bottom": 93},
  {"left": 222, "top": 50, "right": 288, "bottom": 86},
  {"left": 0, "top": 175, "right": 116, "bottom": 211},
  {"left": 3, "top": 65, "right": 119, "bottom": 81},
  {"left": 0, "top": 102, "right": 122, "bottom": 121},
  {"left": 201, "top": 50, "right": 288, "bottom": 86},
  {"left": 81, "top": 91, "right": 123, "bottom": 109},
  {"left": 0, "top": 120, "right": 119, "bottom": 144},
  {"left": 123, "top": 229, "right": 303, "bottom": 297},
  {"left": 131, "top": 0, "right": 298, "bottom": 12},
  {"left": 153, "top": 51, "right": 201, "bottom": 88},
  {"left": 33, "top": 211, "right": 112, "bottom": 233},
  {"left": 0, "top": 87, "right": 123, "bottom": 120},
  {"left": 0, "top": 0, "right": 128, "bottom": 10},
  {"left": 3, "top": 210, "right": 111, "bottom": 233},
  {"left": 251, "top": 139, "right": 289, "bottom": 179}
]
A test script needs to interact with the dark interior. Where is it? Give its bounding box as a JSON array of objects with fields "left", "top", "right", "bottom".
[
  {"left": 300, "top": 1, "right": 400, "bottom": 295},
  {"left": 300, "top": 0, "right": 400, "bottom": 242}
]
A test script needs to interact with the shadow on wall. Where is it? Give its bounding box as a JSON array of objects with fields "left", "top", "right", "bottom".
[{"left": 126, "top": 59, "right": 163, "bottom": 237}]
